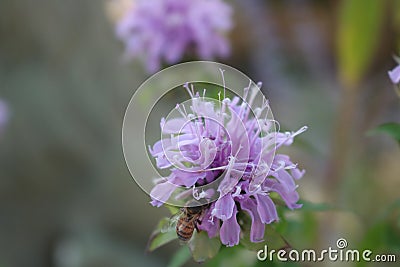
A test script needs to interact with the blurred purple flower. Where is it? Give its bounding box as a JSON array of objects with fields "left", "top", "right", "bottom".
[
  {"left": 388, "top": 64, "right": 400, "bottom": 84},
  {"left": 116, "top": 0, "right": 233, "bottom": 72},
  {"left": 0, "top": 99, "right": 9, "bottom": 133},
  {"left": 149, "top": 83, "right": 307, "bottom": 247}
]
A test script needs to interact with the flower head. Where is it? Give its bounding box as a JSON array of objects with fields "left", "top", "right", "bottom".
[
  {"left": 388, "top": 64, "right": 400, "bottom": 84},
  {"left": 149, "top": 81, "right": 307, "bottom": 247},
  {"left": 0, "top": 99, "right": 9, "bottom": 134},
  {"left": 115, "top": 0, "right": 233, "bottom": 72}
]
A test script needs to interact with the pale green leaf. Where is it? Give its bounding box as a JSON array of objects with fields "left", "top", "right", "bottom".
[
  {"left": 165, "top": 204, "right": 181, "bottom": 215},
  {"left": 367, "top": 122, "right": 400, "bottom": 143},
  {"left": 188, "top": 231, "right": 221, "bottom": 262},
  {"left": 337, "top": 0, "right": 385, "bottom": 87},
  {"left": 147, "top": 217, "right": 178, "bottom": 252},
  {"left": 300, "top": 201, "right": 333, "bottom": 212},
  {"left": 167, "top": 246, "right": 191, "bottom": 267}
]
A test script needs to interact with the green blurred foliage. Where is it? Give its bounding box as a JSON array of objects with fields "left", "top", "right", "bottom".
[
  {"left": 368, "top": 122, "right": 400, "bottom": 144},
  {"left": 337, "top": 0, "right": 385, "bottom": 88},
  {"left": 148, "top": 217, "right": 178, "bottom": 252},
  {"left": 205, "top": 246, "right": 257, "bottom": 267},
  {"left": 188, "top": 231, "right": 221, "bottom": 262},
  {"left": 167, "top": 246, "right": 191, "bottom": 267},
  {"left": 356, "top": 200, "right": 400, "bottom": 267}
]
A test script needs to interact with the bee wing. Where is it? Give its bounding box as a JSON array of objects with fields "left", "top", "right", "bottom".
[{"left": 161, "top": 212, "right": 180, "bottom": 233}]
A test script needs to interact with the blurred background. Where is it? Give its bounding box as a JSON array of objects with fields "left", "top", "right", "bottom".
[{"left": 0, "top": 0, "right": 399, "bottom": 267}]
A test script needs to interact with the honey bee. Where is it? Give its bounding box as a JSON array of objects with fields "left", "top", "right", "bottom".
[{"left": 176, "top": 204, "right": 208, "bottom": 242}]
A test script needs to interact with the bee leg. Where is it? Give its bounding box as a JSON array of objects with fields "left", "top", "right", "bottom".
[{"left": 195, "top": 219, "right": 201, "bottom": 232}]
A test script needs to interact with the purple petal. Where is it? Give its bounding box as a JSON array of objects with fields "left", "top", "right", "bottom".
[
  {"left": 204, "top": 171, "right": 216, "bottom": 184},
  {"left": 248, "top": 162, "right": 270, "bottom": 193},
  {"left": 212, "top": 193, "right": 235, "bottom": 220},
  {"left": 272, "top": 169, "right": 296, "bottom": 192},
  {"left": 149, "top": 139, "right": 168, "bottom": 157},
  {"left": 264, "top": 179, "right": 302, "bottom": 210},
  {"left": 275, "top": 132, "right": 294, "bottom": 146},
  {"left": 275, "top": 127, "right": 308, "bottom": 149},
  {"left": 0, "top": 99, "right": 9, "bottom": 129},
  {"left": 240, "top": 197, "right": 265, "bottom": 243},
  {"left": 291, "top": 168, "right": 305, "bottom": 180},
  {"left": 156, "top": 157, "right": 173, "bottom": 169},
  {"left": 149, "top": 180, "right": 178, "bottom": 207},
  {"left": 388, "top": 64, "right": 400, "bottom": 84},
  {"left": 255, "top": 194, "right": 278, "bottom": 224},
  {"left": 217, "top": 159, "right": 242, "bottom": 196},
  {"left": 161, "top": 118, "right": 191, "bottom": 134},
  {"left": 196, "top": 138, "right": 217, "bottom": 168},
  {"left": 198, "top": 203, "right": 220, "bottom": 238},
  {"left": 170, "top": 170, "right": 206, "bottom": 187},
  {"left": 274, "top": 154, "right": 291, "bottom": 164},
  {"left": 176, "top": 134, "right": 199, "bottom": 147},
  {"left": 220, "top": 205, "right": 240, "bottom": 247}
]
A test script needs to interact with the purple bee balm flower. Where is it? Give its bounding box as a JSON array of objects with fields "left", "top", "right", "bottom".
[
  {"left": 149, "top": 82, "right": 307, "bottom": 247},
  {"left": 115, "top": 0, "right": 233, "bottom": 73},
  {"left": 388, "top": 64, "right": 400, "bottom": 84},
  {"left": 0, "top": 99, "right": 9, "bottom": 134}
]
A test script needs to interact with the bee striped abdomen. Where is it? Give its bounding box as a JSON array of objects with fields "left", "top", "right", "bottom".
[
  {"left": 175, "top": 204, "right": 209, "bottom": 242},
  {"left": 176, "top": 214, "right": 196, "bottom": 241}
]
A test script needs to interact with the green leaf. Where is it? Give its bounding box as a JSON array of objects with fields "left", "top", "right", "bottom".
[
  {"left": 147, "top": 217, "right": 178, "bottom": 252},
  {"left": 167, "top": 246, "right": 191, "bottom": 267},
  {"left": 274, "top": 208, "right": 319, "bottom": 249},
  {"left": 165, "top": 204, "right": 181, "bottom": 215},
  {"left": 300, "top": 201, "right": 333, "bottom": 212},
  {"left": 367, "top": 122, "right": 400, "bottom": 143},
  {"left": 355, "top": 199, "right": 400, "bottom": 267},
  {"left": 205, "top": 246, "right": 257, "bottom": 267},
  {"left": 337, "top": 0, "right": 385, "bottom": 87},
  {"left": 264, "top": 226, "right": 290, "bottom": 250},
  {"left": 188, "top": 230, "right": 221, "bottom": 262}
]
